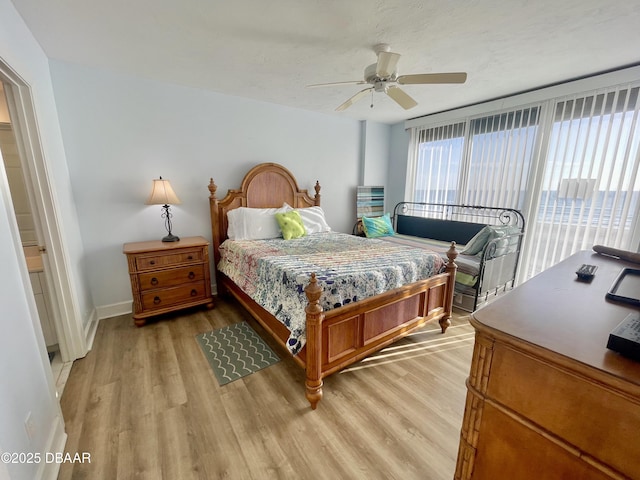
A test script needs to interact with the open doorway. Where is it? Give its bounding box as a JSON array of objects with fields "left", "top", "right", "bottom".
[
  {"left": 0, "top": 62, "right": 89, "bottom": 395},
  {"left": 0, "top": 82, "right": 69, "bottom": 389}
]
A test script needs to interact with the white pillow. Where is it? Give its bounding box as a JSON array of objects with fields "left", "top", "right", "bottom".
[
  {"left": 282, "top": 203, "right": 331, "bottom": 234},
  {"left": 227, "top": 206, "right": 288, "bottom": 240}
]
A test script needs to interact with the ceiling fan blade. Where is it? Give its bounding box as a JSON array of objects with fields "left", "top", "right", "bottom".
[
  {"left": 306, "top": 80, "right": 367, "bottom": 88},
  {"left": 397, "top": 72, "right": 467, "bottom": 85},
  {"left": 336, "top": 88, "right": 373, "bottom": 111},
  {"left": 386, "top": 86, "right": 418, "bottom": 110},
  {"left": 376, "top": 51, "right": 401, "bottom": 78}
]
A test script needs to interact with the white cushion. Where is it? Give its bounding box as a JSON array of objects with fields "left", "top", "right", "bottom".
[
  {"left": 282, "top": 203, "right": 332, "bottom": 234},
  {"left": 227, "top": 206, "right": 288, "bottom": 240},
  {"left": 298, "top": 206, "right": 332, "bottom": 234}
]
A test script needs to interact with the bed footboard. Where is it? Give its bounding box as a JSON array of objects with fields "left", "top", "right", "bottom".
[{"left": 303, "top": 243, "right": 458, "bottom": 409}]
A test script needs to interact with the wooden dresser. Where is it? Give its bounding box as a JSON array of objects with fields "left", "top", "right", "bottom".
[
  {"left": 123, "top": 236, "right": 214, "bottom": 326},
  {"left": 455, "top": 250, "right": 640, "bottom": 480}
]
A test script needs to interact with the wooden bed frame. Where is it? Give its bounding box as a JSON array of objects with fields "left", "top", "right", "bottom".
[{"left": 208, "top": 162, "right": 458, "bottom": 409}]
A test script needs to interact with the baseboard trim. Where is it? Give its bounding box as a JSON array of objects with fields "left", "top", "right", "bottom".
[
  {"left": 83, "top": 309, "right": 99, "bottom": 352},
  {"left": 94, "top": 288, "right": 216, "bottom": 321},
  {"left": 37, "top": 413, "right": 67, "bottom": 480},
  {"left": 96, "top": 300, "right": 132, "bottom": 320}
]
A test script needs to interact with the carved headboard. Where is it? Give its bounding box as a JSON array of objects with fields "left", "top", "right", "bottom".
[{"left": 208, "top": 162, "right": 321, "bottom": 267}]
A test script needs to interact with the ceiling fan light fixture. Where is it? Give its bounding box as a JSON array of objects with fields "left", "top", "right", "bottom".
[
  {"left": 309, "top": 44, "right": 468, "bottom": 112},
  {"left": 373, "top": 82, "right": 387, "bottom": 93}
]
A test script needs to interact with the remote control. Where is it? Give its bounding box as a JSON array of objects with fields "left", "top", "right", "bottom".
[{"left": 576, "top": 264, "right": 597, "bottom": 281}]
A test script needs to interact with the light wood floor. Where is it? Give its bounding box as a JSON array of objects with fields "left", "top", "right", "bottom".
[{"left": 59, "top": 297, "right": 475, "bottom": 480}]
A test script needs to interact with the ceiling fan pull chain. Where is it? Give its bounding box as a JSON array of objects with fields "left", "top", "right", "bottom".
[{"left": 370, "top": 89, "right": 374, "bottom": 108}]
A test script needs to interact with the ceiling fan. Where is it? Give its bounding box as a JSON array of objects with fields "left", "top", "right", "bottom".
[{"left": 307, "top": 44, "right": 467, "bottom": 111}]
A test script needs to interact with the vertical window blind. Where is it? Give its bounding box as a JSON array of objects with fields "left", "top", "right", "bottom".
[
  {"left": 407, "top": 107, "right": 540, "bottom": 222},
  {"left": 464, "top": 108, "right": 539, "bottom": 210},
  {"left": 407, "top": 122, "right": 465, "bottom": 205},
  {"left": 526, "top": 86, "right": 640, "bottom": 278},
  {"left": 407, "top": 82, "right": 640, "bottom": 281}
]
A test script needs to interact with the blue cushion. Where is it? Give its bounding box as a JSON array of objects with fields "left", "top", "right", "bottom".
[
  {"left": 396, "top": 215, "right": 485, "bottom": 244},
  {"left": 362, "top": 213, "right": 395, "bottom": 238}
]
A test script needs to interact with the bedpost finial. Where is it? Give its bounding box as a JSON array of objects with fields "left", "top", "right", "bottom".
[
  {"left": 208, "top": 178, "right": 218, "bottom": 199},
  {"left": 304, "top": 273, "right": 323, "bottom": 314},
  {"left": 314, "top": 181, "right": 321, "bottom": 206},
  {"left": 447, "top": 242, "right": 458, "bottom": 269},
  {"left": 446, "top": 241, "right": 458, "bottom": 265}
]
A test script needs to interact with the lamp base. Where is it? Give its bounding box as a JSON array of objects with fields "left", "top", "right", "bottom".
[{"left": 162, "top": 233, "right": 180, "bottom": 242}]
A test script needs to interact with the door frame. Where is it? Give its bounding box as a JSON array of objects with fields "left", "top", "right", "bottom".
[{"left": 1, "top": 60, "right": 87, "bottom": 362}]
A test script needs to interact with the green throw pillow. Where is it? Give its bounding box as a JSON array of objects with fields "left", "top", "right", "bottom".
[
  {"left": 362, "top": 213, "right": 395, "bottom": 238},
  {"left": 275, "top": 210, "right": 306, "bottom": 240}
]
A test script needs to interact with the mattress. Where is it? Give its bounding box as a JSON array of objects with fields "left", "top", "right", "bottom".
[
  {"left": 380, "top": 234, "right": 481, "bottom": 287},
  {"left": 217, "top": 232, "right": 445, "bottom": 354}
]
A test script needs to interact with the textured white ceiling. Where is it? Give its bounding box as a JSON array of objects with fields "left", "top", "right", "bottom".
[{"left": 10, "top": 0, "right": 640, "bottom": 124}]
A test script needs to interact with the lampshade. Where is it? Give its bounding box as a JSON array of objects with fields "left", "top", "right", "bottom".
[{"left": 146, "top": 177, "right": 181, "bottom": 206}]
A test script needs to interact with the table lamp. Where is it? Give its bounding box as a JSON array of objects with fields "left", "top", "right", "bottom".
[{"left": 146, "top": 176, "right": 181, "bottom": 242}]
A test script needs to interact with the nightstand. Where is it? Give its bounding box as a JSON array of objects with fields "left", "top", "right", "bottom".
[{"left": 123, "top": 236, "right": 214, "bottom": 326}]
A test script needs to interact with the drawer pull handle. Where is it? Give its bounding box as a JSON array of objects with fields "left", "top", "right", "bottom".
[
  {"left": 187, "top": 255, "right": 193, "bottom": 260},
  {"left": 151, "top": 277, "right": 159, "bottom": 285},
  {"left": 150, "top": 260, "right": 156, "bottom": 265},
  {"left": 190, "top": 289, "right": 198, "bottom": 297},
  {"left": 188, "top": 272, "right": 196, "bottom": 280},
  {"left": 153, "top": 296, "right": 161, "bottom": 305}
]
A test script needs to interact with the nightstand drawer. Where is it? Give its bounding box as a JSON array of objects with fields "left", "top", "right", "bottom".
[
  {"left": 141, "top": 282, "right": 207, "bottom": 311},
  {"left": 138, "top": 265, "right": 205, "bottom": 291},
  {"left": 135, "top": 248, "right": 203, "bottom": 271}
]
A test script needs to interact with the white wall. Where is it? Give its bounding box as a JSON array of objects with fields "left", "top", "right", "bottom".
[
  {"left": 0, "top": 0, "right": 74, "bottom": 478},
  {"left": 48, "top": 60, "right": 366, "bottom": 311},
  {"left": 387, "top": 122, "right": 410, "bottom": 211},
  {"left": 360, "top": 121, "right": 391, "bottom": 211},
  {"left": 361, "top": 121, "right": 391, "bottom": 186}
]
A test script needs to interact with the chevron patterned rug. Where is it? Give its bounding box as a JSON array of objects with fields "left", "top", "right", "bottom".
[{"left": 196, "top": 322, "right": 280, "bottom": 386}]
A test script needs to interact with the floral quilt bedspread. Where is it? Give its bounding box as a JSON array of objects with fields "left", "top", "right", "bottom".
[{"left": 217, "top": 232, "right": 445, "bottom": 355}]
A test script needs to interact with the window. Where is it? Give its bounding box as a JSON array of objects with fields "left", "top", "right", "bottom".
[
  {"left": 409, "top": 122, "right": 464, "bottom": 204},
  {"left": 527, "top": 87, "right": 640, "bottom": 277},
  {"left": 407, "top": 79, "right": 640, "bottom": 281},
  {"left": 409, "top": 108, "right": 539, "bottom": 211},
  {"left": 465, "top": 108, "right": 539, "bottom": 210}
]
